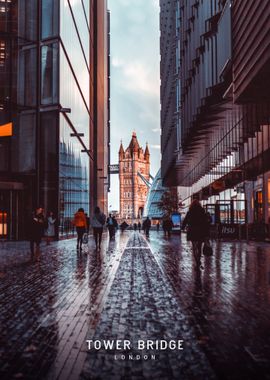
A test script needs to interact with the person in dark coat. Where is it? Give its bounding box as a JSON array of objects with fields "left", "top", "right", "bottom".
[
  {"left": 138, "top": 222, "right": 141, "bottom": 233},
  {"left": 29, "top": 207, "right": 45, "bottom": 256},
  {"left": 112, "top": 216, "right": 118, "bottom": 233},
  {"left": 166, "top": 218, "right": 173, "bottom": 237},
  {"left": 181, "top": 200, "right": 208, "bottom": 269},
  {"left": 143, "top": 217, "right": 151, "bottom": 237},
  {"left": 91, "top": 207, "right": 106, "bottom": 249},
  {"left": 120, "top": 221, "right": 128, "bottom": 232},
  {"left": 107, "top": 214, "right": 115, "bottom": 240},
  {"left": 162, "top": 217, "right": 173, "bottom": 237}
]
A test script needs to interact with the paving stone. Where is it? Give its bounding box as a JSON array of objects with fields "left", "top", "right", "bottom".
[{"left": 1, "top": 232, "right": 270, "bottom": 379}]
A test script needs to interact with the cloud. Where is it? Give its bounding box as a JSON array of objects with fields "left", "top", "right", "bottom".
[
  {"left": 112, "top": 59, "right": 159, "bottom": 98},
  {"left": 122, "top": 62, "right": 159, "bottom": 97},
  {"left": 108, "top": 0, "right": 161, "bottom": 210},
  {"left": 111, "top": 57, "right": 125, "bottom": 67}
]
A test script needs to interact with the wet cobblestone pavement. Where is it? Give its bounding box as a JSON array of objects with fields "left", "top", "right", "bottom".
[{"left": 1, "top": 232, "right": 270, "bottom": 380}]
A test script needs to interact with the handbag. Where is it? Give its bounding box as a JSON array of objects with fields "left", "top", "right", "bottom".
[
  {"left": 82, "top": 233, "right": 88, "bottom": 244},
  {"left": 203, "top": 240, "right": 213, "bottom": 256}
]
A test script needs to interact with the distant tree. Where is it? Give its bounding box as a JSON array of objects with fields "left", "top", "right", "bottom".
[{"left": 159, "top": 188, "right": 184, "bottom": 216}]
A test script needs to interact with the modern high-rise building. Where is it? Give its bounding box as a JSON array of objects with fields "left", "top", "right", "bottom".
[
  {"left": 160, "top": 0, "right": 179, "bottom": 187},
  {"left": 119, "top": 133, "right": 150, "bottom": 221},
  {"left": 160, "top": 0, "right": 270, "bottom": 229},
  {"left": 0, "top": 0, "right": 109, "bottom": 240}
]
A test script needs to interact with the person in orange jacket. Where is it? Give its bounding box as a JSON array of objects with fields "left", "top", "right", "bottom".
[{"left": 73, "top": 208, "right": 87, "bottom": 250}]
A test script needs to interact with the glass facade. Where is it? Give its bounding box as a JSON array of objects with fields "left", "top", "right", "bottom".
[
  {"left": 41, "top": 43, "right": 59, "bottom": 105},
  {"left": 41, "top": 0, "right": 59, "bottom": 38},
  {"left": 12, "top": 113, "right": 36, "bottom": 173},
  {"left": 40, "top": 111, "right": 58, "bottom": 214},
  {"left": 17, "top": 47, "right": 37, "bottom": 107},
  {"left": 59, "top": 115, "right": 89, "bottom": 237},
  {"left": 160, "top": 0, "right": 270, "bottom": 229},
  {"left": 143, "top": 169, "right": 168, "bottom": 220},
  {"left": 58, "top": 0, "right": 90, "bottom": 236},
  {"left": 0, "top": 0, "right": 108, "bottom": 240}
]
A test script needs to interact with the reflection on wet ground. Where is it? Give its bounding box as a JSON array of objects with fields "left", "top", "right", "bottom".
[{"left": 0, "top": 231, "right": 270, "bottom": 379}]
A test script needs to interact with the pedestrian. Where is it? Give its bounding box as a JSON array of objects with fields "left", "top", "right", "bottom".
[
  {"left": 138, "top": 222, "right": 141, "bottom": 232},
  {"left": 156, "top": 222, "right": 160, "bottom": 232},
  {"left": 85, "top": 213, "right": 90, "bottom": 234},
  {"left": 162, "top": 218, "right": 169, "bottom": 237},
  {"left": 167, "top": 218, "right": 173, "bottom": 237},
  {"left": 29, "top": 207, "right": 45, "bottom": 256},
  {"left": 91, "top": 206, "right": 106, "bottom": 249},
  {"left": 72, "top": 208, "right": 87, "bottom": 251},
  {"left": 133, "top": 222, "right": 137, "bottom": 231},
  {"left": 143, "top": 217, "right": 151, "bottom": 237},
  {"left": 181, "top": 200, "right": 208, "bottom": 270},
  {"left": 45, "top": 211, "right": 56, "bottom": 245},
  {"left": 107, "top": 213, "right": 115, "bottom": 240},
  {"left": 112, "top": 216, "right": 118, "bottom": 234},
  {"left": 162, "top": 217, "right": 173, "bottom": 237},
  {"left": 120, "top": 221, "right": 128, "bottom": 232}
]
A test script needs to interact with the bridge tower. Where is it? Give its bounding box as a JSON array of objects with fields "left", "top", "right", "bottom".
[{"left": 119, "top": 132, "right": 150, "bottom": 221}]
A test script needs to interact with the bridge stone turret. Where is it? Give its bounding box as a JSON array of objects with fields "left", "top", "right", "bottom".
[{"left": 119, "top": 132, "right": 150, "bottom": 221}]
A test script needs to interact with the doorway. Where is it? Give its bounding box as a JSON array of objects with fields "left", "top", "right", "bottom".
[
  {"left": 254, "top": 190, "right": 263, "bottom": 222},
  {"left": 0, "top": 190, "right": 21, "bottom": 240}
]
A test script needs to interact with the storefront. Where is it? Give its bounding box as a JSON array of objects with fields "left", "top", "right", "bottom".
[{"left": 0, "top": 183, "right": 24, "bottom": 240}]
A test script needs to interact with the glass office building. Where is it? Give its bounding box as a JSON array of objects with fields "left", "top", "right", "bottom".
[
  {"left": 160, "top": 0, "right": 270, "bottom": 230},
  {"left": 0, "top": 0, "right": 109, "bottom": 239},
  {"left": 143, "top": 169, "right": 168, "bottom": 220}
]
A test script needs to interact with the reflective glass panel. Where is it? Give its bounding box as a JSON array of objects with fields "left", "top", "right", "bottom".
[
  {"left": 59, "top": 45, "right": 89, "bottom": 147},
  {"left": 59, "top": 114, "right": 89, "bottom": 237},
  {"left": 60, "top": 0, "right": 89, "bottom": 103},
  {"left": 41, "top": 0, "right": 59, "bottom": 39},
  {"left": 41, "top": 43, "right": 59, "bottom": 105},
  {"left": 17, "top": 47, "right": 37, "bottom": 107}
]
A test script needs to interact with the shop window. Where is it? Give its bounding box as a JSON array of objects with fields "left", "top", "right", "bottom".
[{"left": 254, "top": 190, "right": 263, "bottom": 223}]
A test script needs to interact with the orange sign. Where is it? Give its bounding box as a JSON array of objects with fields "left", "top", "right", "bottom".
[{"left": 0, "top": 122, "right": 12, "bottom": 137}]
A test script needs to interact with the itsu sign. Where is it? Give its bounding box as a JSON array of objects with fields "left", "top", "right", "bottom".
[{"left": 219, "top": 224, "right": 238, "bottom": 239}]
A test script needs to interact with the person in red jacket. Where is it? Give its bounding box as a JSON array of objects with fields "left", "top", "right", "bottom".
[{"left": 73, "top": 208, "right": 87, "bottom": 250}]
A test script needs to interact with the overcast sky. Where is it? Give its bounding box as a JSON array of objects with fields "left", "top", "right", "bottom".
[{"left": 108, "top": 0, "right": 160, "bottom": 211}]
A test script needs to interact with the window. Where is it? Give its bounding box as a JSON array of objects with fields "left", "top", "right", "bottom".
[
  {"left": 41, "top": 43, "right": 59, "bottom": 105},
  {"left": 0, "top": 137, "right": 9, "bottom": 171},
  {"left": 12, "top": 113, "right": 36, "bottom": 172},
  {"left": 42, "top": 0, "right": 59, "bottom": 39},
  {"left": 18, "top": 47, "right": 37, "bottom": 107},
  {"left": 18, "top": 0, "right": 37, "bottom": 41}
]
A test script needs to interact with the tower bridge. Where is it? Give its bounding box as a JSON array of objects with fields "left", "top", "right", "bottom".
[{"left": 109, "top": 132, "right": 152, "bottom": 220}]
